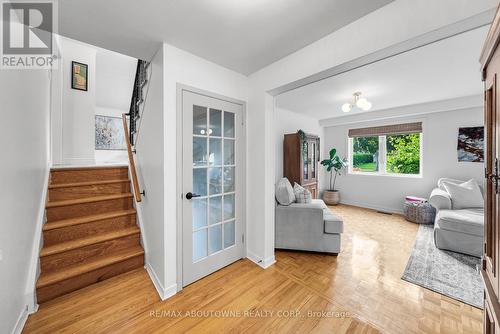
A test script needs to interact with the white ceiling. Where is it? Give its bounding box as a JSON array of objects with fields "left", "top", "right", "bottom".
[
  {"left": 276, "top": 26, "right": 488, "bottom": 121},
  {"left": 59, "top": 0, "right": 393, "bottom": 75}
]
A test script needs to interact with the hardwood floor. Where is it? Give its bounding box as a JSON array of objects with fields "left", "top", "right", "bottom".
[{"left": 24, "top": 205, "right": 482, "bottom": 334}]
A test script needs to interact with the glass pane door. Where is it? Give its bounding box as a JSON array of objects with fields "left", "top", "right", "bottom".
[
  {"left": 192, "top": 107, "right": 236, "bottom": 262},
  {"left": 303, "top": 142, "right": 308, "bottom": 180},
  {"left": 312, "top": 141, "right": 316, "bottom": 179},
  {"left": 182, "top": 90, "right": 243, "bottom": 287}
]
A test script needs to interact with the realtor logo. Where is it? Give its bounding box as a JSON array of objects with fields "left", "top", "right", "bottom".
[{"left": 1, "top": 0, "right": 57, "bottom": 69}]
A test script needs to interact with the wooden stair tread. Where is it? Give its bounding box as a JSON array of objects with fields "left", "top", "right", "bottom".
[
  {"left": 50, "top": 165, "right": 128, "bottom": 172},
  {"left": 38, "top": 166, "right": 143, "bottom": 303},
  {"left": 40, "top": 226, "right": 140, "bottom": 257},
  {"left": 49, "top": 179, "right": 130, "bottom": 189},
  {"left": 36, "top": 246, "right": 144, "bottom": 288},
  {"left": 43, "top": 209, "right": 137, "bottom": 231},
  {"left": 46, "top": 193, "right": 133, "bottom": 208}
]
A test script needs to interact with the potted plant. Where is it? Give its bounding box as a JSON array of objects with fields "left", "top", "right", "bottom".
[{"left": 321, "top": 148, "right": 347, "bottom": 205}]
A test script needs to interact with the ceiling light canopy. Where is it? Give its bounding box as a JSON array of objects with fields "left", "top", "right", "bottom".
[{"left": 342, "top": 92, "right": 372, "bottom": 113}]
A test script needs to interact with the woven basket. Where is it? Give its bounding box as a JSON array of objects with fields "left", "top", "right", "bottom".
[{"left": 403, "top": 201, "right": 436, "bottom": 224}]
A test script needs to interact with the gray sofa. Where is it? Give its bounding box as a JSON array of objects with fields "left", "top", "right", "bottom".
[
  {"left": 275, "top": 197, "right": 343, "bottom": 254},
  {"left": 429, "top": 179, "right": 484, "bottom": 257}
]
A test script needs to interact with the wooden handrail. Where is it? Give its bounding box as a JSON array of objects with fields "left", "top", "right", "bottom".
[{"left": 122, "top": 113, "right": 142, "bottom": 202}]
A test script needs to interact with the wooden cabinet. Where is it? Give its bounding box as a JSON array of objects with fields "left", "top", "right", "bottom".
[
  {"left": 482, "top": 5, "right": 500, "bottom": 329},
  {"left": 484, "top": 70, "right": 499, "bottom": 298},
  {"left": 485, "top": 292, "right": 499, "bottom": 334},
  {"left": 283, "top": 133, "right": 320, "bottom": 199}
]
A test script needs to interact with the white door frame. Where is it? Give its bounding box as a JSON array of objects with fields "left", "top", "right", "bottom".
[{"left": 176, "top": 84, "right": 247, "bottom": 291}]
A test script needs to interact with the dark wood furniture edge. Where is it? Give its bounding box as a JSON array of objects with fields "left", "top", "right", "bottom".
[
  {"left": 482, "top": 268, "right": 500, "bottom": 323},
  {"left": 481, "top": 5, "right": 500, "bottom": 75}
]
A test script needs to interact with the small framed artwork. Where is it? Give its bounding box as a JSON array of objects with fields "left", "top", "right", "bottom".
[{"left": 71, "top": 61, "right": 88, "bottom": 91}]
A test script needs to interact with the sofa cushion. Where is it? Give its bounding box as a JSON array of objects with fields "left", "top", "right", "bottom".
[
  {"left": 436, "top": 208, "right": 484, "bottom": 236},
  {"left": 324, "top": 212, "right": 344, "bottom": 234},
  {"left": 442, "top": 179, "right": 484, "bottom": 210},
  {"left": 293, "top": 183, "right": 312, "bottom": 204},
  {"left": 288, "top": 199, "right": 327, "bottom": 210},
  {"left": 275, "top": 178, "right": 295, "bottom": 205}
]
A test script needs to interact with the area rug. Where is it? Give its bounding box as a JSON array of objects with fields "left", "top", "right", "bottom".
[{"left": 401, "top": 224, "right": 483, "bottom": 309}]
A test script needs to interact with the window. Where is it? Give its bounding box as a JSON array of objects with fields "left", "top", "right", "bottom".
[
  {"left": 352, "top": 136, "right": 379, "bottom": 172},
  {"left": 348, "top": 123, "right": 422, "bottom": 177}
]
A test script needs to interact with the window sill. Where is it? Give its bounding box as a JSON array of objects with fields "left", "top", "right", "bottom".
[{"left": 348, "top": 171, "right": 423, "bottom": 179}]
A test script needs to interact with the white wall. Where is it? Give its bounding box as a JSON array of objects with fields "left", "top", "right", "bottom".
[
  {"left": 322, "top": 105, "right": 484, "bottom": 213},
  {"left": 95, "top": 49, "right": 136, "bottom": 164},
  {"left": 163, "top": 43, "right": 248, "bottom": 295},
  {"left": 274, "top": 108, "right": 324, "bottom": 191},
  {"left": 0, "top": 69, "right": 50, "bottom": 333},
  {"left": 134, "top": 46, "right": 166, "bottom": 295},
  {"left": 245, "top": 0, "right": 496, "bottom": 267},
  {"left": 52, "top": 36, "right": 136, "bottom": 166},
  {"left": 57, "top": 37, "right": 97, "bottom": 165}
]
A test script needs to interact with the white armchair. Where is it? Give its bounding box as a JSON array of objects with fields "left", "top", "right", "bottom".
[{"left": 429, "top": 178, "right": 484, "bottom": 257}]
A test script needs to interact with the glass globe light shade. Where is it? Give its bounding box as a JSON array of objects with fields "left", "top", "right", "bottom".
[
  {"left": 356, "top": 98, "right": 368, "bottom": 108},
  {"left": 363, "top": 100, "right": 372, "bottom": 111},
  {"left": 342, "top": 103, "right": 351, "bottom": 113}
]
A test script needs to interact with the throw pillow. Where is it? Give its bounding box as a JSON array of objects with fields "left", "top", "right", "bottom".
[
  {"left": 293, "top": 183, "right": 312, "bottom": 204},
  {"left": 275, "top": 178, "right": 295, "bottom": 205},
  {"left": 437, "top": 178, "right": 466, "bottom": 191},
  {"left": 442, "top": 179, "right": 484, "bottom": 210}
]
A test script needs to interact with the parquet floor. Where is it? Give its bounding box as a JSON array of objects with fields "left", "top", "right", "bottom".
[{"left": 23, "top": 205, "right": 483, "bottom": 333}]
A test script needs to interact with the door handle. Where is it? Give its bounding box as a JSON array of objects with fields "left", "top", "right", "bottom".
[
  {"left": 186, "top": 192, "right": 201, "bottom": 200},
  {"left": 489, "top": 158, "right": 500, "bottom": 194}
]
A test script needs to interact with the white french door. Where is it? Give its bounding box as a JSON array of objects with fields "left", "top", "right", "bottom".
[{"left": 182, "top": 90, "right": 244, "bottom": 286}]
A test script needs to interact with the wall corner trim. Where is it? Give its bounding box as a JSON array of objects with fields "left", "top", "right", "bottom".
[
  {"left": 25, "top": 164, "right": 50, "bottom": 315},
  {"left": 11, "top": 306, "right": 29, "bottom": 334},
  {"left": 145, "top": 262, "right": 177, "bottom": 301},
  {"left": 246, "top": 250, "right": 276, "bottom": 269}
]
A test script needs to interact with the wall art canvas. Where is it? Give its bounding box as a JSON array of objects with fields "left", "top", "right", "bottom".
[
  {"left": 95, "top": 115, "right": 126, "bottom": 150},
  {"left": 72, "top": 61, "right": 88, "bottom": 91},
  {"left": 457, "top": 126, "right": 484, "bottom": 162}
]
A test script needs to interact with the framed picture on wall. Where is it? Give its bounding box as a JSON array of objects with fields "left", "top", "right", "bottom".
[
  {"left": 457, "top": 126, "right": 484, "bottom": 162},
  {"left": 95, "top": 115, "right": 126, "bottom": 150},
  {"left": 71, "top": 61, "right": 88, "bottom": 91}
]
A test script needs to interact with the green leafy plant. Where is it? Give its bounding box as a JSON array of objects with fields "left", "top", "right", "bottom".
[
  {"left": 352, "top": 153, "right": 373, "bottom": 165},
  {"left": 353, "top": 136, "right": 379, "bottom": 154},
  {"left": 297, "top": 129, "right": 308, "bottom": 159},
  {"left": 386, "top": 134, "right": 420, "bottom": 174},
  {"left": 321, "top": 148, "right": 347, "bottom": 191}
]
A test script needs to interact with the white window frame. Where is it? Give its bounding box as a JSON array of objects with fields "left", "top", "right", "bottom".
[{"left": 348, "top": 133, "right": 423, "bottom": 178}]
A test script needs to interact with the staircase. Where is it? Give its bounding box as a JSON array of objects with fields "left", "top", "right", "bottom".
[
  {"left": 128, "top": 59, "right": 149, "bottom": 146},
  {"left": 36, "top": 166, "right": 144, "bottom": 303}
]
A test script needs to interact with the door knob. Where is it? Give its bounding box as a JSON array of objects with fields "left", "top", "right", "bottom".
[{"left": 186, "top": 192, "right": 201, "bottom": 200}]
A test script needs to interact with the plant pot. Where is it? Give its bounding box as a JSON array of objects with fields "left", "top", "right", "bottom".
[{"left": 323, "top": 190, "right": 340, "bottom": 205}]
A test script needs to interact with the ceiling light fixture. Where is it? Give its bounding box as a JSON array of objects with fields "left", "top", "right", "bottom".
[{"left": 341, "top": 92, "right": 372, "bottom": 113}]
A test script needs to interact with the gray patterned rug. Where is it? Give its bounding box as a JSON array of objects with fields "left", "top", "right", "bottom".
[{"left": 401, "top": 224, "right": 483, "bottom": 309}]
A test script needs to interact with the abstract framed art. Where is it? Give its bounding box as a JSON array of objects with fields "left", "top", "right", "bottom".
[
  {"left": 457, "top": 126, "right": 484, "bottom": 162},
  {"left": 71, "top": 61, "right": 88, "bottom": 91},
  {"left": 95, "top": 115, "right": 126, "bottom": 150}
]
